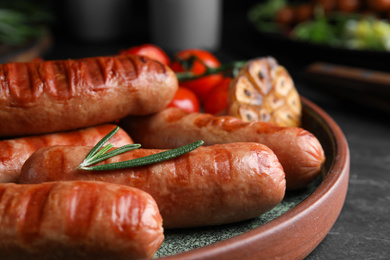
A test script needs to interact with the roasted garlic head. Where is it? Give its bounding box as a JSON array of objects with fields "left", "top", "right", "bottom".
[{"left": 227, "top": 57, "right": 301, "bottom": 127}]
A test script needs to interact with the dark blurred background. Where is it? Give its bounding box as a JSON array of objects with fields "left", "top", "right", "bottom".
[
  {"left": 3, "top": 0, "right": 389, "bottom": 72},
  {"left": 45, "top": 1, "right": 262, "bottom": 59},
  {"left": 1, "top": 1, "right": 390, "bottom": 259}
]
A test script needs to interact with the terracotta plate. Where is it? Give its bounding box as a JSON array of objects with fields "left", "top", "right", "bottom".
[{"left": 154, "top": 96, "right": 350, "bottom": 260}]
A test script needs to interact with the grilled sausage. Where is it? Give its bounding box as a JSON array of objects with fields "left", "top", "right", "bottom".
[
  {"left": 0, "top": 181, "right": 164, "bottom": 260},
  {"left": 0, "top": 55, "right": 178, "bottom": 138},
  {"left": 0, "top": 124, "right": 133, "bottom": 183},
  {"left": 120, "top": 107, "right": 325, "bottom": 190},
  {"left": 19, "top": 143, "right": 286, "bottom": 229}
]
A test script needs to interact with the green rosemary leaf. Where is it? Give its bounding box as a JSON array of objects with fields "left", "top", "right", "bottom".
[
  {"left": 94, "top": 144, "right": 114, "bottom": 158},
  {"left": 85, "top": 126, "right": 119, "bottom": 160},
  {"left": 80, "top": 140, "right": 204, "bottom": 171},
  {"left": 81, "top": 144, "right": 141, "bottom": 167}
]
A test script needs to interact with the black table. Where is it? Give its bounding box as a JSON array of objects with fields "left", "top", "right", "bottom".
[{"left": 43, "top": 9, "right": 390, "bottom": 259}]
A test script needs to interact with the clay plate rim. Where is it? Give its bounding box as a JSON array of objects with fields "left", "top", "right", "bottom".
[{"left": 157, "top": 96, "right": 350, "bottom": 260}]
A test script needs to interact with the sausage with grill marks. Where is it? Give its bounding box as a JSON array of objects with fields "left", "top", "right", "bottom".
[
  {"left": 0, "top": 55, "right": 178, "bottom": 138},
  {"left": 120, "top": 107, "right": 325, "bottom": 190},
  {"left": 0, "top": 181, "right": 164, "bottom": 260},
  {"left": 19, "top": 143, "right": 286, "bottom": 229},
  {"left": 0, "top": 124, "right": 132, "bottom": 183}
]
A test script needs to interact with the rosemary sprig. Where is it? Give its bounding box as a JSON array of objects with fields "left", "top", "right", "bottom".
[
  {"left": 0, "top": 2, "right": 53, "bottom": 46},
  {"left": 78, "top": 126, "right": 203, "bottom": 171}
]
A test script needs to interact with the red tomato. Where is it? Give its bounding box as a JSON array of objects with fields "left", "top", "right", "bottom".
[
  {"left": 294, "top": 4, "right": 314, "bottom": 23},
  {"left": 337, "top": 0, "right": 361, "bottom": 12},
  {"left": 367, "top": 0, "right": 390, "bottom": 11},
  {"left": 170, "top": 49, "right": 223, "bottom": 103},
  {"left": 167, "top": 87, "right": 200, "bottom": 113},
  {"left": 275, "top": 6, "right": 295, "bottom": 26},
  {"left": 119, "top": 43, "right": 170, "bottom": 66},
  {"left": 314, "top": 0, "right": 336, "bottom": 12},
  {"left": 203, "top": 77, "right": 231, "bottom": 115}
]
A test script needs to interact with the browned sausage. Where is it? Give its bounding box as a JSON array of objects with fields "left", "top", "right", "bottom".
[
  {"left": 0, "top": 124, "right": 133, "bottom": 183},
  {"left": 19, "top": 143, "right": 286, "bottom": 229},
  {"left": 0, "top": 55, "right": 178, "bottom": 138},
  {"left": 0, "top": 181, "right": 164, "bottom": 260},
  {"left": 120, "top": 107, "right": 325, "bottom": 190}
]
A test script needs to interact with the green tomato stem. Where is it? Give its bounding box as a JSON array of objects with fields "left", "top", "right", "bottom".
[{"left": 176, "top": 60, "right": 247, "bottom": 82}]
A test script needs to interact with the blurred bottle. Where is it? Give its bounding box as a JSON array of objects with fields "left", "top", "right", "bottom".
[
  {"left": 149, "top": 0, "right": 222, "bottom": 53},
  {"left": 63, "top": 0, "right": 132, "bottom": 42}
]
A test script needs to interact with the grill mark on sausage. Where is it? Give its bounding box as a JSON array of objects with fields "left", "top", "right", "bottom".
[
  {"left": 65, "top": 183, "right": 97, "bottom": 240},
  {"left": 25, "top": 63, "right": 35, "bottom": 102},
  {"left": 3, "top": 64, "right": 16, "bottom": 101},
  {"left": 164, "top": 109, "right": 187, "bottom": 123},
  {"left": 215, "top": 117, "right": 247, "bottom": 132},
  {"left": 42, "top": 61, "right": 72, "bottom": 99},
  {"left": 63, "top": 60, "right": 74, "bottom": 98},
  {"left": 65, "top": 59, "right": 81, "bottom": 95},
  {"left": 24, "top": 135, "right": 50, "bottom": 152},
  {"left": 72, "top": 129, "right": 88, "bottom": 145},
  {"left": 194, "top": 114, "right": 214, "bottom": 128},
  {"left": 56, "top": 149, "right": 66, "bottom": 180},
  {"left": 36, "top": 183, "right": 56, "bottom": 239},
  {"left": 43, "top": 126, "right": 86, "bottom": 147},
  {"left": 94, "top": 125, "right": 110, "bottom": 140},
  {"left": 254, "top": 121, "right": 284, "bottom": 134},
  {"left": 130, "top": 193, "right": 142, "bottom": 233},
  {"left": 0, "top": 141, "right": 13, "bottom": 165},
  {"left": 19, "top": 183, "right": 55, "bottom": 243},
  {"left": 113, "top": 57, "right": 125, "bottom": 86},
  {"left": 296, "top": 128, "right": 315, "bottom": 138},
  {"left": 84, "top": 58, "right": 105, "bottom": 91},
  {"left": 113, "top": 190, "right": 140, "bottom": 237},
  {"left": 159, "top": 60, "right": 167, "bottom": 74},
  {"left": 116, "top": 56, "right": 137, "bottom": 86},
  {"left": 0, "top": 186, "right": 15, "bottom": 230},
  {"left": 0, "top": 185, "right": 5, "bottom": 206},
  {"left": 97, "top": 57, "right": 117, "bottom": 87},
  {"left": 6, "top": 63, "right": 35, "bottom": 104},
  {"left": 213, "top": 147, "right": 232, "bottom": 182},
  {"left": 27, "top": 63, "right": 44, "bottom": 102},
  {"left": 124, "top": 55, "right": 139, "bottom": 80},
  {"left": 0, "top": 65, "right": 8, "bottom": 98}
]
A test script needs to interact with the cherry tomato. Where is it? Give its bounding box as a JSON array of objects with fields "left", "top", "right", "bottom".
[
  {"left": 167, "top": 87, "right": 200, "bottom": 113},
  {"left": 203, "top": 77, "right": 231, "bottom": 115},
  {"left": 275, "top": 6, "right": 295, "bottom": 26},
  {"left": 367, "top": 0, "right": 390, "bottom": 11},
  {"left": 170, "top": 49, "right": 223, "bottom": 103},
  {"left": 314, "top": 0, "right": 336, "bottom": 12},
  {"left": 119, "top": 43, "right": 170, "bottom": 66},
  {"left": 337, "top": 0, "right": 361, "bottom": 13},
  {"left": 294, "top": 4, "right": 314, "bottom": 23}
]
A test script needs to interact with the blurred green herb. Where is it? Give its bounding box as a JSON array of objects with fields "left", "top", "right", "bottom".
[
  {"left": 291, "top": 6, "right": 339, "bottom": 45},
  {"left": 0, "top": 1, "right": 53, "bottom": 45},
  {"left": 292, "top": 8, "right": 390, "bottom": 51},
  {"left": 248, "top": 0, "right": 390, "bottom": 52},
  {"left": 247, "top": 0, "right": 287, "bottom": 33}
]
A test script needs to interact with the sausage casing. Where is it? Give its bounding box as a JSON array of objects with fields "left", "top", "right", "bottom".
[
  {"left": 0, "top": 124, "right": 133, "bottom": 183},
  {"left": 120, "top": 107, "right": 325, "bottom": 190},
  {"left": 0, "top": 55, "right": 178, "bottom": 137},
  {"left": 0, "top": 181, "right": 164, "bottom": 260},
  {"left": 19, "top": 143, "right": 286, "bottom": 229}
]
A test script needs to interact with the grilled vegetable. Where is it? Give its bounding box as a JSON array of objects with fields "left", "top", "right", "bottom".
[{"left": 227, "top": 57, "right": 301, "bottom": 127}]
